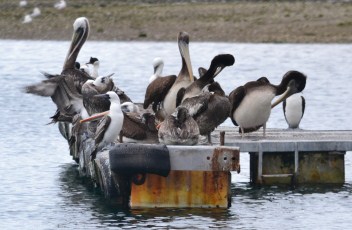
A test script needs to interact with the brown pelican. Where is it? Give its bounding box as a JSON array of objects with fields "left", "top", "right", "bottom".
[
  {"left": 86, "top": 57, "right": 99, "bottom": 78},
  {"left": 181, "top": 82, "right": 230, "bottom": 144},
  {"left": 283, "top": 94, "right": 306, "bottom": 129},
  {"left": 149, "top": 57, "right": 164, "bottom": 83},
  {"left": 121, "top": 112, "right": 158, "bottom": 143},
  {"left": 82, "top": 74, "right": 115, "bottom": 116},
  {"left": 80, "top": 91, "right": 124, "bottom": 160},
  {"left": 158, "top": 107, "right": 199, "bottom": 145},
  {"left": 176, "top": 54, "right": 235, "bottom": 106},
  {"left": 229, "top": 71, "right": 307, "bottom": 137},
  {"left": 143, "top": 32, "right": 194, "bottom": 120},
  {"left": 25, "top": 17, "right": 93, "bottom": 119}
]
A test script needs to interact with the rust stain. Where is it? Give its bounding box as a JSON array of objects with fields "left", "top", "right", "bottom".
[
  {"left": 130, "top": 171, "right": 231, "bottom": 208},
  {"left": 211, "top": 147, "right": 240, "bottom": 172}
]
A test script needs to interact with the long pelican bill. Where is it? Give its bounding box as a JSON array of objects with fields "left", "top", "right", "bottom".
[
  {"left": 271, "top": 85, "right": 294, "bottom": 108},
  {"left": 80, "top": 110, "right": 109, "bottom": 123},
  {"left": 179, "top": 39, "right": 194, "bottom": 82}
]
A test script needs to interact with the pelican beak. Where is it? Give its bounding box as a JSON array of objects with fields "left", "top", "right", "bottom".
[
  {"left": 179, "top": 38, "right": 194, "bottom": 82},
  {"left": 271, "top": 81, "right": 296, "bottom": 108},
  {"left": 80, "top": 111, "right": 109, "bottom": 123}
]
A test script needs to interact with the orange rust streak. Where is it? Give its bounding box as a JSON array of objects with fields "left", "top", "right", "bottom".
[{"left": 130, "top": 171, "right": 231, "bottom": 208}]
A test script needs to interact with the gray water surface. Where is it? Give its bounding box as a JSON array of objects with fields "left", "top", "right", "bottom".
[{"left": 0, "top": 40, "right": 351, "bottom": 229}]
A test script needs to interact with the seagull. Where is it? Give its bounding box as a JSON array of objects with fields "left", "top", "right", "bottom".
[
  {"left": 54, "top": 0, "right": 66, "bottom": 10},
  {"left": 22, "top": 14, "right": 32, "bottom": 24},
  {"left": 19, "top": 1, "right": 27, "bottom": 7},
  {"left": 30, "top": 7, "right": 41, "bottom": 18}
]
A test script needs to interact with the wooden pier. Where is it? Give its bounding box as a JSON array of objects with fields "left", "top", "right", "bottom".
[{"left": 68, "top": 124, "right": 352, "bottom": 208}]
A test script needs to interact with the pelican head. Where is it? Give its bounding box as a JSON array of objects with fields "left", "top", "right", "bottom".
[
  {"left": 64, "top": 17, "right": 90, "bottom": 70},
  {"left": 272, "top": 70, "right": 307, "bottom": 108},
  {"left": 178, "top": 31, "right": 194, "bottom": 82}
]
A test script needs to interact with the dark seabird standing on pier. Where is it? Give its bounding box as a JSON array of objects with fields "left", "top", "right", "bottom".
[
  {"left": 283, "top": 93, "right": 306, "bottom": 129},
  {"left": 143, "top": 31, "right": 194, "bottom": 120},
  {"left": 25, "top": 17, "right": 93, "bottom": 119},
  {"left": 181, "top": 82, "right": 230, "bottom": 144},
  {"left": 229, "top": 71, "right": 307, "bottom": 137},
  {"left": 176, "top": 54, "right": 235, "bottom": 106},
  {"left": 158, "top": 107, "right": 199, "bottom": 145},
  {"left": 80, "top": 91, "right": 124, "bottom": 160}
]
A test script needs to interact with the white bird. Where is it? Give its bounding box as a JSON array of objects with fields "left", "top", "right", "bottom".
[
  {"left": 30, "top": 7, "right": 41, "bottom": 18},
  {"left": 54, "top": 0, "right": 67, "bottom": 10},
  {"left": 22, "top": 14, "right": 32, "bottom": 24},
  {"left": 283, "top": 93, "right": 305, "bottom": 129},
  {"left": 80, "top": 91, "right": 124, "bottom": 160},
  {"left": 149, "top": 57, "right": 164, "bottom": 83},
  {"left": 19, "top": 1, "right": 27, "bottom": 7},
  {"left": 86, "top": 57, "right": 100, "bottom": 78}
]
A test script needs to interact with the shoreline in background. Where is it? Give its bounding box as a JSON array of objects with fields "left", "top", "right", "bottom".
[{"left": 0, "top": 1, "right": 351, "bottom": 43}]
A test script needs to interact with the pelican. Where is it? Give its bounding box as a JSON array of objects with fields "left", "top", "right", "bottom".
[
  {"left": 122, "top": 112, "right": 158, "bottom": 143},
  {"left": 82, "top": 74, "right": 115, "bottom": 116},
  {"left": 80, "top": 91, "right": 124, "bottom": 160},
  {"left": 181, "top": 82, "right": 230, "bottom": 144},
  {"left": 143, "top": 31, "right": 194, "bottom": 120},
  {"left": 158, "top": 107, "right": 199, "bottom": 145},
  {"left": 176, "top": 54, "right": 235, "bottom": 106},
  {"left": 54, "top": 0, "right": 66, "bottom": 10},
  {"left": 25, "top": 17, "right": 93, "bottom": 119},
  {"left": 86, "top": 57, "right": 100, "bottom": 78},
  {"left": 229, "top": 71, "right": 307, "bottom": 137},
  {"left": 283, "top": 94, "right": 305, "bottom": 129},
  {"left": 149, "top": 57, "right": 164, "bottom": 83}
]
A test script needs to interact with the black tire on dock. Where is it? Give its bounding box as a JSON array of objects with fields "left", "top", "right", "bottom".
[{"left": 109, "top": 143, "right": 171, "bottom": 177}]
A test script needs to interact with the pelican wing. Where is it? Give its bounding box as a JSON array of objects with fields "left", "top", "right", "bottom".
[
  {"left": 181, "top": 93, "right": 210, "bottom": 118},
  {"left": 143, "top": 75, "right": 177, "bottom": 110},
  {"left": 24, "top": 75, "right": 63, "bottom": 97},
  {"left": 121, "top": 112, "right": 147, "bottom": 140}
]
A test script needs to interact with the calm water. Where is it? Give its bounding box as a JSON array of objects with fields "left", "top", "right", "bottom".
[{"left": 0, "top": 40, "right": 351, "bottom": 229}]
